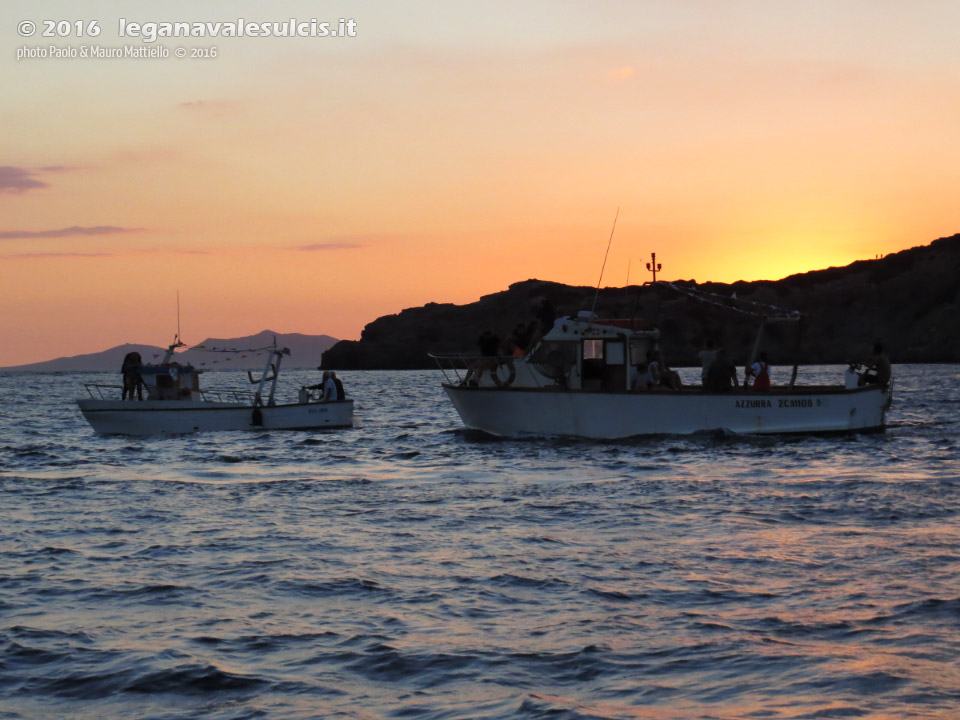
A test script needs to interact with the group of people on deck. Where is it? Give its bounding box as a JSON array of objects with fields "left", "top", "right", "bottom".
[
  {"left": 300, "top": 371, "right": 345, "bottom": 403},
  {"left": 696, "top": 340, "right": 770, "bottom": 393},
  {"left": 630, "top": 350, "right": 683, "bottom": 392},
  {"left": 630, "top": 339, "right": 891, "bottom": 393},
  {"left": 630, "top": 342, "right": 749, "bottom": 393}
]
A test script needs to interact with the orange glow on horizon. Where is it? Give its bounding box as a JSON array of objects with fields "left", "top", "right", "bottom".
[{"left": 2, "top": 2, "right": 958, "bottom": 366}]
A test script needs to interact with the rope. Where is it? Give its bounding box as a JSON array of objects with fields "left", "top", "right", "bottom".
[
  {"left": 189, "top": 345, "right": 277, "bottom": 354},
  {"left": 653, "top": 281, "right": 801, "bottom": 321}
]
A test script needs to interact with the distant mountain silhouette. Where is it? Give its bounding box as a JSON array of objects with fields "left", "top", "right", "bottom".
[
  {"left": 321, "top": 233, "right": 960, "bottom": 369},
  {"left": 1, "top": 330, "right": 339, "bottom": 372}
]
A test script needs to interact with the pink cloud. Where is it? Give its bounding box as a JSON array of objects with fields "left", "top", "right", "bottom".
[
  {"left": 0, "top": 166, "right": 49, "bottom": 194},
  {"left": 0, "top": 251, "right": 112, "bottom": 259},
  {"left": 298, "top": 242, "right": 363, "bottom": 251},
  {"left": 0, "top": 226, "right": 143, "bottom": 240}
]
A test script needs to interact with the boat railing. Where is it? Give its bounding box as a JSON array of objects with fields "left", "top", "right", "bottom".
[
  {"left": 83, "top": 383, "right": 256, "bottom": 404},
  {"left": 84, "top": 383, "right": 123, "bottom": 400},
  {"left": 429, "top": 353, "right": 555, "bottom": 389},
  {"left": 430, "top": 353, "right": 474, "bottom": 385},
  {"left": 197, "top": 388, "right": 257, "bottom": 404}
]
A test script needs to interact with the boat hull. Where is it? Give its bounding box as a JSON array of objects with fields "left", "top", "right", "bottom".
[
  {"left": 76, "top": 398, "right": 354, "bottom": 435},
  {"left": 442, "top": 385, "right": 891, "bottom": 439}
]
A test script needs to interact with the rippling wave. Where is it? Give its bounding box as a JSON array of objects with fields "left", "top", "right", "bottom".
[{"left": 1, "top": 366, "right": 959, "bottom": 719}]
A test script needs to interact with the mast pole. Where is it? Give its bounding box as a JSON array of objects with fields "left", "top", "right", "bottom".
[{"left": 590, "top": 207, "right": 619, "bottom": 318}]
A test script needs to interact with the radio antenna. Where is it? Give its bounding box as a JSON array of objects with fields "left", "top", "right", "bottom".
[
  {"left": 176, "top": 290, "right": 181, "bottom": 345},
  {"left": 590, "top": 207, "right": 619, "bottom": 318}
]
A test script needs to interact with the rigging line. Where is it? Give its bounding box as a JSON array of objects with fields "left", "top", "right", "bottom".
[
  {"left": 189, "top": 345, "right": 277, "bottom": 354},
  {"left": 655, "top": 281, "right": 801, "bottom": 319},
  {"left": 590, "top": 207, "right": 620, "bottom": 318}
]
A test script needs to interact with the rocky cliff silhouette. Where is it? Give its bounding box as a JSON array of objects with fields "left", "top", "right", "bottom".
[{"left": 322, "top": 233, "right": 960, "bottom": 369}]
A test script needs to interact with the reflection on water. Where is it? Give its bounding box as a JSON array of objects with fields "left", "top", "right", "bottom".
[{"left": 0, "top": 365, "right": 958, "bottom": 719}]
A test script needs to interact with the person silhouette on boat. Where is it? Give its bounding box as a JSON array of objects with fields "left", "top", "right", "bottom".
[
  {"left": 645, "top": 349, "right": 661, "bottom": 388},
  {"left": 746, "top": 351, "right": 771, "bottom": 391},
  {"left": 859, "top": 343, "right": 891, "bottom": 386},
  {"left": 321, "top": 371, "right": 337, "bottom": 402},
  {"left": 646, "top": 349, "right": 682, "bottom": 391},
  {"left": 704, "top": 348, "right": 739, "bottom": 392},
  {"left": 301, "top": 371, "right": 339, "bottom": 403},
  {"left": 630, "top": 361, "right": 649, "bottom": 391},
  {"left": 536, "top": 298, "right": 555, "bottom": 336},
  {"left": 121, "top": 351, "right": 144, "bottom": 401},
  {"left": 698, "top": 339, "right": 718, "bottom": 386},
  {"left": 464, "top": 330, "right": 500, "bottom": 386}
]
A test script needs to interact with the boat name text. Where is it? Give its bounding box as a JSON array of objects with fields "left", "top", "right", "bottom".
[{"left": 735, "top": 398, "right": 819, "bottom": 409}]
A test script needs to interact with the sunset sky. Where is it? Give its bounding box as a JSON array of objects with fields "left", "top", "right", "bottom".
[{"left": 3, "top": 1, "right": 959, "bottom": 366}]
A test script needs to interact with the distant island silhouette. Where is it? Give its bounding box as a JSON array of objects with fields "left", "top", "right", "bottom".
[
  {"left": 1, "top": 330, "right": 339, "bottom": 373},
  {"left": 321, "top": 233, "right": 960, "bottom": 369}
]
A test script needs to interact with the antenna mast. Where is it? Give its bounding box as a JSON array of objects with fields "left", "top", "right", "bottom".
[
  {"left": 590, "top": 207, "right": 620, "bottom": 318},
  {"left": 646, "top": 252, "right": 662, "bottom": 283},
  {"left": 176, "top": 290, "right": 181, "bottom": 345}
]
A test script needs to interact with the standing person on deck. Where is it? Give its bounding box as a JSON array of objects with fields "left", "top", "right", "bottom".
[
  {"left": 698, "top": 340, "right": 718, "bottom": 386},
  {"left": 121, "top": 352, "right": 144, "bottom": 401},
  {"left": 746, "top": 351, "right": 771, "bottom": 391},
  {"left": 705, "top": 348, "right": 739, "bottom": 392}
]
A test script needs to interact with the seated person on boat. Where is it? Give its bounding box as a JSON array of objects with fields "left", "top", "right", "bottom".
[{"left": 859, "top": 343, "right": 891, "bottom": 386}]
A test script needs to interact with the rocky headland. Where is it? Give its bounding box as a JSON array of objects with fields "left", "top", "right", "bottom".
[{"left": 322, "top": 233, "right": 960, "bottom": 369}]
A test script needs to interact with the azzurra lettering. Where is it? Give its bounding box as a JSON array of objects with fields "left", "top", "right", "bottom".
[{"left": 735, "top": 399, "right": 772, "bottom": 409}]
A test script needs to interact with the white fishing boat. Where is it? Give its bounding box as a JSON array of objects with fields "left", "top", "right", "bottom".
[
  {"left": 432, "top": 303, "right": 893, "bottom": 439},
  {"left": 77, "top": 341, "right": 353, "bottom": 435}
]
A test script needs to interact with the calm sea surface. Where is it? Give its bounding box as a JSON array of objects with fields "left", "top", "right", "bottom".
[{"left": 1, "top": 365, "right": 959, "bottom": 720}]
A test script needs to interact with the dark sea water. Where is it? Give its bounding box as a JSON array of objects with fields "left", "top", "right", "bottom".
[{"left": 1, "top": 365, "right": 959, "bottom": 720}]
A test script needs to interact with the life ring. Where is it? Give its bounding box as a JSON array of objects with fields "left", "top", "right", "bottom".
[
  {"left": 491, "top": 359, "right": 516, "bottom": 388},
  {"left": 168, "top": 367, "right": 179, "bottom": 381}
]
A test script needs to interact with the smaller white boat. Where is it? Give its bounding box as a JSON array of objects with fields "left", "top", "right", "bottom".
[{"left": 77, "top": 341, "right": 353, "bottom": 435}]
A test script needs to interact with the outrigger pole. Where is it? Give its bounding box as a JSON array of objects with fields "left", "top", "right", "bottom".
[
  {"left": 590, "top": 207, "right": 620, "bottom": 319},
  {"left": 249, "top": 339, "right": 291, "bottom": 408}
]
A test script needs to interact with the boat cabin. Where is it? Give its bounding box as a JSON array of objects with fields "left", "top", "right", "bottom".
[
  {"left": 139, "top": 364, "right": 201, "bottom": 401},
  {"left": 436, "top": 312, "right": 661, "bottom": 392},
  {"left": 531, "top": 313, "right": 659, "bottom": 391}
]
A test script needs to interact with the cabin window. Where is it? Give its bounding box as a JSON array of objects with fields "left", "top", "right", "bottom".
[
  {"left": 605, "top": 342, "right": 625, "bottom": 365},
  {"left": 583, "top": 339, "right": 604, "bottom": 360}
]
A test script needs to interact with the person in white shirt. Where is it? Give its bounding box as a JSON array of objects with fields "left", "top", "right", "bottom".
[
  {"left": 746, "top": 352, "right": 771, "bottom": 391},
  {"left": 698, "top": 340, "right": 717, "bottom": 386},
  {"left": 645, "top": 350, "right": 661, "bottom": 387},
  {"left": 322, "top": 371, "right": 337, "bottom": 402}
]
